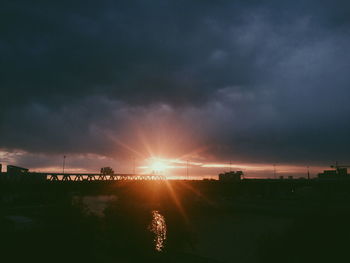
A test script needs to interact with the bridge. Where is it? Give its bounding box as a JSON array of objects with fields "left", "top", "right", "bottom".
[
  {"left": 45, "top": 173, "right": 166, "bottom": 181},
  {"left": 0, "top": 171, "right": 166, "bottom": 182},
  {"left": 0, "top": 165, "right": 166, "bottom": 182}
]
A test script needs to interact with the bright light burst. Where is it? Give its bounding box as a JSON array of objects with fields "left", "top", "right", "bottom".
[{"left": 150, "top": 158, "right": 168, "bottom": 172}]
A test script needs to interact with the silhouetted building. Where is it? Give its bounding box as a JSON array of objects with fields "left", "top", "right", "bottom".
[
  {"left": 0, "top": 165, "right": 46, "bottom": 182},
  {"left": 218, "top": 171, "right": 243, "bottom": 182},
  {"left": 7, "top": 165, "right": 29, "bottom": 175},
  {"left": 318, "top": 165, "right": 349, "bottom": 179}
]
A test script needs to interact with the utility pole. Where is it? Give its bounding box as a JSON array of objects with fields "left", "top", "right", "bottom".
[
  {"left": 62, "top": 155, "right": 66, "bottom": 174},
  {"left": 229, "top": 160, "right": 232, "bottom": 171},
  {"left": 273, "top": 164, "right": 276, "bottom": 179},
  {"left": 307, "top": 166, "right": 310, "bottom": 180},
  {"left": 186, "top": 160, "right": 189, "bottom": 180}
]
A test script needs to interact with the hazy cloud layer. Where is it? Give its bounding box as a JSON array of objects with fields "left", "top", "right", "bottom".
[{"left": 1, "top": 0, "right": 350, "bottom": 172}]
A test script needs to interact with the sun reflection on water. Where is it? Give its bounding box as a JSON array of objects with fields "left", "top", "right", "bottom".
[{"left": 149, "top": 210, "right": 167, "bottom": 252}]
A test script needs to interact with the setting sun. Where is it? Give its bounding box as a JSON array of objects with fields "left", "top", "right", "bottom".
[{"left": 150, "top": 159, "right": 168, "bottom": 172}]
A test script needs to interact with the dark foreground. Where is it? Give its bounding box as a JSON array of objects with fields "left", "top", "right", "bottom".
[{"left": 1, "top": 180, "right": 350, "bottom": 263}]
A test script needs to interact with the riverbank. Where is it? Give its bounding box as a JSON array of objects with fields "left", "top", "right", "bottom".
[{"left": 1, "top": 180, "right": 350, "bottom": 262}]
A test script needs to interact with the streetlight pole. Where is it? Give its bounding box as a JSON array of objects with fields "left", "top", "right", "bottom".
[
  {"left": 186, "top": 160, "right": 189, "bottom": 180},
  {"left": 62, "top": 155, "right": 66, "bottom": 174}
]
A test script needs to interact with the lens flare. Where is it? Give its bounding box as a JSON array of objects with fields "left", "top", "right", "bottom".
[{"left": 150, "top": 160, "right": 167, "bottom": 171}]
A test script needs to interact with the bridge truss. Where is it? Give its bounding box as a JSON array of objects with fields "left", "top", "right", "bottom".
[{"left": 45, "top": 173, "right": 166, "bottom": 181}]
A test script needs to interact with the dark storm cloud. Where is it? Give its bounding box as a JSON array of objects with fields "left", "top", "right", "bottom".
[
  {"left": 1, "top": 0, "right": 350, "bottom": 168},
  {"left": 1, "top": 0, "right": 260, "bottom": 106}
]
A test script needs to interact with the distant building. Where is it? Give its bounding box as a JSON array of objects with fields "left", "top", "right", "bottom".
[
  {"left": 318, "top": 167, "right": 349, "bottom": 179},
  {"left": 218, "top": 171, "right": 243, "bottom": 182},
  {"left": 7, "top": 165, "right": 29, "bottom": 175},
  {"left": 0, "top": 165, "right": 46, "bottom": 182}
]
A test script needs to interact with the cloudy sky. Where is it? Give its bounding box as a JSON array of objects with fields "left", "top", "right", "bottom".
[{"left": 1, "top": 0, "right": 350, "bottom": 177}]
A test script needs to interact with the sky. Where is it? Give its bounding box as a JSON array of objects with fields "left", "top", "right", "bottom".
[{"left": 1, "top": 0, "right": 350, "bottom": 178}]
